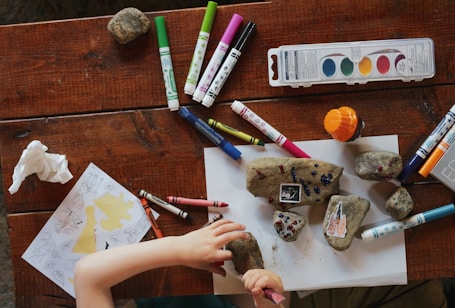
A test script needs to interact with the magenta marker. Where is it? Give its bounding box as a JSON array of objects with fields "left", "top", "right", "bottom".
[
  {"left": 192, "top": 14, "right": 243, "bottom": 103},
  {"left": 231, "top": 100, "right": 311, "bottom": 158},
  {"left": 202, "top": 21, "right": 256, "bottom": 108}
]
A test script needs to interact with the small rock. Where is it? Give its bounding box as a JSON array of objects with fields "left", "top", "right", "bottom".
[
  {"left": 354, "top": 151, "right": 402, "bottom": 180},
  {"left": 323, "top": 195, "right": 370, "bottom": 251},
  {"left": 107, "top": 8, "right": 151, "bottom": 44},
  {"left": 226, "top": 232, "right": 264, "bottom": 274},
  {"left": 246, "top": 157, "right": 344, "bottom": 210},
  {"left": 273, "top": 210, "right": 307, "bottom": 242},
  {"left": 385, "top": 186, "right": 414, "bottom": 219}
]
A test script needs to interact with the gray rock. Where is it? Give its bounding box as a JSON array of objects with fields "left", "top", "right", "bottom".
[
  {"left": 225, "top": 232, "right": 264, "bottom": 274},
  {"left": 385, "top": 186, "right": 414, "bottom": 219},
  {"left": 354, "top": 151, "right": 402, "bottom": 180},
  {"left": 107, "top": 7, "right": 151, "bottom": 44},
  {"left": 246, "top": 157, "right": 343, "bottom": 210},
  {"left": 323, "top": 195, "right": 370, "bottom": 251},
  {"left": 273, "top": 210, "right": 307, "bottom": 242}
]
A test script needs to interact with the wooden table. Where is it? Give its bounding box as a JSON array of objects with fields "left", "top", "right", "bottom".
[{"left": 1, "top": 0, "right": 454, "bottom": 306}]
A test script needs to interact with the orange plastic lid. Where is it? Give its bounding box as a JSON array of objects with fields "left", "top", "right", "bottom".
[{"left": 324, "top": 106, "right": 360, "bottom": 142}]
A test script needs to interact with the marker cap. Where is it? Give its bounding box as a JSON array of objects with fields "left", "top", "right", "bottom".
[
  {"left": 424, "top": 203, "right": 455, "bottom": 222},
  {"left": 324, "top": 106, "right": 363, "bottom": 142},
  {"left": 201, "top": 1, "right": 218, "bottom": 33},
  {"left": 233, "top": 21, "right": 256, "bottom": 51},
  {"left": 397, "top": 154, "right": 424, "bottom": 182},
  {"left": 154, "top": 16, "right": 169, "bottom": 48},
  {"left": 222, "top": 142, "right": 242, "bottom": 160},
  {"left": 221, "top": 14, "right": 243, "bottom": 45}
]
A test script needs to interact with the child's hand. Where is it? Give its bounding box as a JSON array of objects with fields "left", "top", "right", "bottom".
[
  {"left": 242, "top": 269, "right": 284, "bottom": 308},
  {"left": 176, "top": 219, "right": 249, "bottom": 276}
]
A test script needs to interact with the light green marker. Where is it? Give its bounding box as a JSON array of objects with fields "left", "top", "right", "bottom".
[
  {"left": 155, "top": 16, "right": 179, "bottom": 111},
  {"left": 184, "top": 1, "right": 218, "bottom": 95}
]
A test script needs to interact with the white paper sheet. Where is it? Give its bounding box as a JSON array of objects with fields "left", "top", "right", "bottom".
[
  {"left": 204, "top": 135, "right": 407, "bottom": 294},
  {"left": 22, "top": 163, "right": 151, "bottom": 297}
]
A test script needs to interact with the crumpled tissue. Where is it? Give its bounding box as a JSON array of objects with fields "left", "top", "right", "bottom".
[{"left": 8, "top": 140, "right": 73, "bottom": 194}]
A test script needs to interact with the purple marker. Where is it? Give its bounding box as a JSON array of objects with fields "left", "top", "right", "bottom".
[{"left": 192, "top": 13, "right": 243, "bottom": 103}]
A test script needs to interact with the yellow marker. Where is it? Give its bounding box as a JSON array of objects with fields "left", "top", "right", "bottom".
[
  {"left": 207, "top": 118, "right": 265, "bottom": 146},
  {"left": 419, "top": 124, "right": 455, "bottom": 177}
]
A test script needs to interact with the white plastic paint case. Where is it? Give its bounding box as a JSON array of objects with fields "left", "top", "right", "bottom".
[{"left": 268, "top": 38, "right": 435, "bottom": 88}]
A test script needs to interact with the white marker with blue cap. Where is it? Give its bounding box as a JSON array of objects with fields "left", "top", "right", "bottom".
[{"left": 361, "top": 203, "right": 455, "bottom": 240}]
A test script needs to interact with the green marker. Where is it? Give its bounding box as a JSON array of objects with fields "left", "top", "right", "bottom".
[
  {"left": 184, "top": 1, "right": 218, "bottom": 95},
  {"left": 155, "top": 16, "right": 179, "bottom": 111}
]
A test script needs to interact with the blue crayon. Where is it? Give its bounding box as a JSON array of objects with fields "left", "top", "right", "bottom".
[
  {"left": 178, "top": 107, "right": 241, "bottom": 160},
  {"left": 398, "top": 104, "right": 455, "bottom": 183}
]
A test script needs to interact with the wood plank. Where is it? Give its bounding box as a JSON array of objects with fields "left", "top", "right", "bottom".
[
  {"left": 2, "top": 0, "right": 455, "bottom": 306},
  {"left": 3, "top": 86, "right": 455, "bottom": 302},
  {"left": 1, "top": 0, "right": 455, "bottom": 120}
]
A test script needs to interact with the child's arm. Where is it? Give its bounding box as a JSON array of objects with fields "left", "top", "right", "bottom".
[
  {"left": 74, "top": 219, "right": 248, "bottom": 308},
  {"left": 242, "top": 269, "right": 285, "bottom": 308}
]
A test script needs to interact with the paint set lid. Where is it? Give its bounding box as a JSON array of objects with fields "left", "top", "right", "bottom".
[{"left": 268, "top": 38, "right": 435, "bottom": 88}]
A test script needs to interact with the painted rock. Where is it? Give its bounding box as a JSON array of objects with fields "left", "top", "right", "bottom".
[
  {"left": 246, "top": 157, "right": 343, "bottom": 210},
  {"left": 226, "top": 232, "right": 264, "bottom": 274},
  {"left": 107, "top": 7, "right": 151, "bottom": 44},
  {"left": 323, "top": 195, "right": 370, "bottom": 251},
  {"left": 354, "top": 151, "right": 402, "bottom": 180},
  {"left": 385, "top": 186, "right": 414, "bottom": 220},
  {"left": 273, "top": 210, "right": 307, "bottom": 242}
]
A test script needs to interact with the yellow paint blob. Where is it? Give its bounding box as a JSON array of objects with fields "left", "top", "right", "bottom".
[
  {"left": 72, "top": 206, "right": 97, "bottom": 254},
  {"left": 358, "top": 57, "right": 372, "bottom": 76},
  {"left": 96, "top": 193, "right": 133, "bottom": 231}
]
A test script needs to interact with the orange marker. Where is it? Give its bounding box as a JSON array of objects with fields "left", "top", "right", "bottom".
[
  {"left": 419, "top": 124, "right": 455, "bottom": 177},
  {"left": 324, "top": 106, "right": 364, "bottom": 142},
  {"left": 141, "top": 198, "right": 164, "bottom": 239}
]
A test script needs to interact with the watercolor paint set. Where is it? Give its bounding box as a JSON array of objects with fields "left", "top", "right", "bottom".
[{"left": 267, "top": 38, "right": 435, "bottom": 88}]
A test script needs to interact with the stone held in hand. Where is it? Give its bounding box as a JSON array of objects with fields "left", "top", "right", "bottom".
[
  {"left": 385, "top": 186, "right": 414, "bottom": 220},
  {"left": 246, "top": 157, "right": 344, "bottom": 210},
  {"left": 225, "top": 232, "right": 264, "bottom": 275},
  {"left": 107, "top": 7, "right": 151, "bottom": 44},
  {"left": 354, "top": 151, "right": 402, "bottom": 181},
  {"left": 273, "top": 210, "right": 307, "bottom": 242},
  {"left": 323, "top": 194, "right": 370, "bottom": 251}
]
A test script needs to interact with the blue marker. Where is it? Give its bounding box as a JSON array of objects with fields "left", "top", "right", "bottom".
[
  {"left": 178, "top": 107, "right": 241, "bottom": 160},
  {"left": 361, "top": 203, "right": 455, "bottom": 240},
  {"left": 398, "top": 104, "right": 455, "bottom": 182}
]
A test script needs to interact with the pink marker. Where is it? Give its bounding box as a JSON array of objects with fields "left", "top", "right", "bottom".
[
  {"left": 193, "top": 14, "right": 243, "bottom": 103},
  {"left": 231, "top": 100, "right": 311, "bottom": 158}
]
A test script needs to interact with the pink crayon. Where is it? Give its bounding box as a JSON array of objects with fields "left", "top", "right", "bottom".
[{"left": 167, "top": 196, "right": 229, "bottom": 207}]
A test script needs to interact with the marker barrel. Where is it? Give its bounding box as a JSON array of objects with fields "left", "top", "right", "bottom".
[
  {"left": 231, "top": 100, "right": 310, "bottom": 158},
  {"left": 178, "top": 107, "right": 241, "bottom": 160},
  {"left": 184, "top": 1, "right": 217, "bottom": 95},
  {"left": 192, "top": 14, "right": 243, "bottom": 102},
  {"left": 419, "top": 124, "right": 455, "bottom": 177},
  {"left": 202, "top": 21, "right": 256, "bottom": 107},
  {"left": 361, "top": 203, "right": 455, "bottom": 240},
  {"left": 155, "top": 16, "right": 179, "bottom": 111},
  {"left": 398, "top": 104, "right": 455, "bottom": 182}
]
